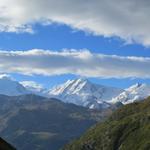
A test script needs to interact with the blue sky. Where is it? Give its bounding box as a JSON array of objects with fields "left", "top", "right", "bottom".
[
  {"left": 0, "top": 24, "right": 149, "bottom": 89},
  {"left": 0, "top": 0, "right": 150, "bottom": 89},
  {"left": 1, "top": 24, "right": 150, "bottom": 57}
]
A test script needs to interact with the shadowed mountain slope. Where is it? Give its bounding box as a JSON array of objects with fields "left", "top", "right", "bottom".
[{"left": 0, "top": 94, "right": 112, "bottom": 150}]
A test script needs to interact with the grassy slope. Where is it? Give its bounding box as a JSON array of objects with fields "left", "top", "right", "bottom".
[{"left": 63, "top": 97, "right": 150, "bottom": 150}]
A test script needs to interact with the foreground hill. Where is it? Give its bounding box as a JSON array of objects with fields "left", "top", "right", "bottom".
[
  {"left": 0, "top": 137, "right": 16, "bottom": 150},
  {"left": 0, "top": 94, "right": 112, "bottom": 150},
  {"left": 64, "top": 97, "right": 150, "bottom": 150}
]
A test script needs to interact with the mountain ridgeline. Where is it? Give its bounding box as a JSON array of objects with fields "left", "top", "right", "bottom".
[
  {"left": 0, "top": 94, "right": 112, "bottom": 150},
  {"left": 63, "top": 96, "right": 150, "bottom": 150},
  {"left": 0, "top": 76, "right": 150, "bottom": 110}
]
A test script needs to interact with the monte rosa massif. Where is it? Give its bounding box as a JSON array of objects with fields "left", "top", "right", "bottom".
[{"left": 0, "top": 75, "right": 150, "bottom": 109}]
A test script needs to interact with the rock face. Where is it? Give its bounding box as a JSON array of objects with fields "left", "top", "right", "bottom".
[
  {"left": 63, "top": 96, "right": 150, "bottom": 150},
  {"left": 48, "top": 78, "right": 123, "bottom": 109}
]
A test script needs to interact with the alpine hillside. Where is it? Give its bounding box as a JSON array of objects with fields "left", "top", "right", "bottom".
[{"left": 63, "top": 96, "right": 150, "bottom": 150}]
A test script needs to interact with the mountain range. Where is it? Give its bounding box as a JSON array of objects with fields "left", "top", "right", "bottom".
[
  {"left": 48, "top": 78, "right": 123, "bottom": 109},
  {"left": 0, "top": 75, "right": 150, "bottom": 109},
  {"left": 0, "top": 76, "right": 150, "bottom": 149}
]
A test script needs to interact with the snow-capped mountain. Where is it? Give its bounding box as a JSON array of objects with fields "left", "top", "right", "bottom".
[
  {"left": 0, "top": 74, "right": 150, "bottom": 109},
  {"left": 111, "top": 83, "right": 150, "bottom": 104},
  {"left": 48, "top": 78, "right": 123, "bottom": 109},
  {"left": 0, "top": 75, "right": 30, "bottom": 96}
]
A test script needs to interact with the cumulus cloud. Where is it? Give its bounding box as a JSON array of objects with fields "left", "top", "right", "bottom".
[
  {"left": 0, "top": 49, "right": 149, "bottom": 78},
  {"left": 0, "top": 0, "right": 150, "bottom": 45}
]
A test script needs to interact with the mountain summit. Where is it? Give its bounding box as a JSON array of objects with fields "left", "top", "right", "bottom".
[
  {"left": 48, "top": 78, "right": 123, "bottom": 109},
  {"left": 111, "top": 83, "right": 150, "bottom": 104}
]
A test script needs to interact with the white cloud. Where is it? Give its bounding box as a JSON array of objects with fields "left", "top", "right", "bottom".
[
  {"left": 0, "top": 0, "right": 150, "bottom": 45},
  {"left": 20, "top": 80, "right": 44, "bottom": 92},
  {"left": 0, "top": 74, "right": 12, "bottom": 79},
  {"left": 0, "top": 49, "right": 149, "bottom": 78},
  {"left": 20, "top": 81, "right": 43, "bottom": 89}
]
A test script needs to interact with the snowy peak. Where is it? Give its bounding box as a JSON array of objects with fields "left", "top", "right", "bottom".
[
  {"left": 50, "top": 78, "right": 94, "bottom": 96},
  {"left": 111, "top": 83, "right": 150, "bottom": 104},
  {"left": 127, "top": 83, "right": 143, "bottom": 90},
  {"left": 48, "top": 78, "right": 123, "bottom": 109},
  {"left": 50, "top": 79, "right": 97, "bottom": 95},
  {"left": 67, "top": 78, "right": 90, "bottom": 94},
  {"left": 0, "top": 75, "right": 30, "bottom": 96}
]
